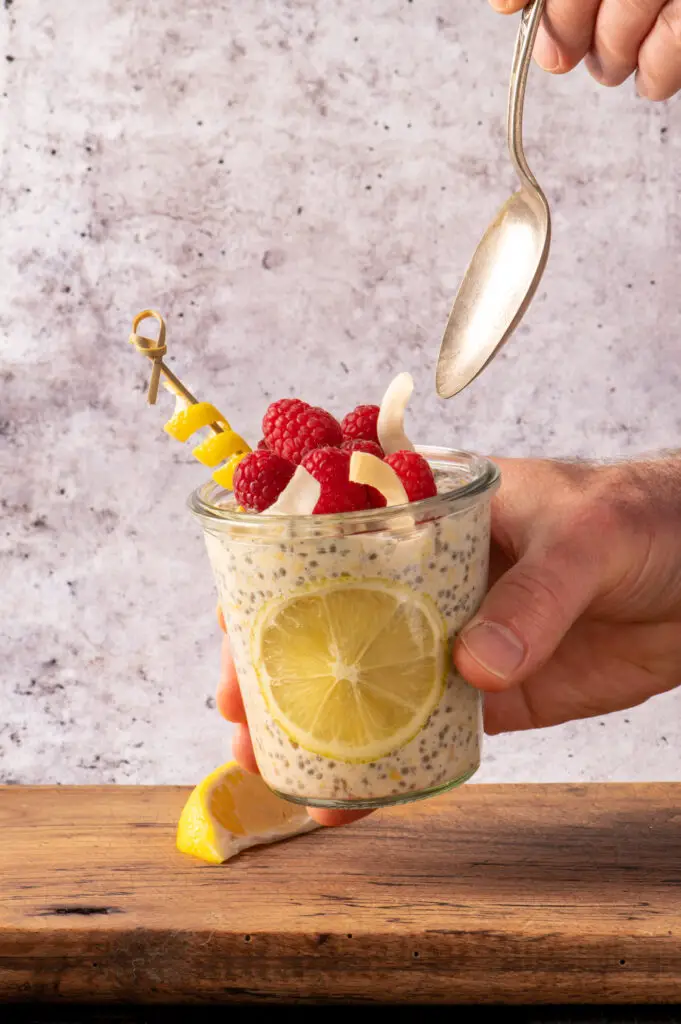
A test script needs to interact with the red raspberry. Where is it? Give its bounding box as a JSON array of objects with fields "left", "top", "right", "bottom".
[
  {"left": 341, "top": 404, "right": 380, "bottom": 445},
  {"left": 365, "top": 487, "right": 387, "bottom": 509},
  {"left": 232, "top": 450, "right": 295, "bottom": 512},
  {"left": 384, "top": 451, "right": 437, "bottom": 503},
  {"left": 301, "top": 447, "right": 370, "bottom": 515},
  {"left": 256, "top": 438, "right": 270, "bottom": 450},
  {"left": 340, "top": 439, "right": 387, "bottom": 508},
  {"left": 263, "top": 398, "right": 343, "bottom": 465},
  {"left": 340, "top": 438, "right": 384, "bottom": 459}
]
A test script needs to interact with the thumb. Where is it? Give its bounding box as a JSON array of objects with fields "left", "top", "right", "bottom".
[{"left": 453, "top": 542, "right": 600, "bottom": 691}]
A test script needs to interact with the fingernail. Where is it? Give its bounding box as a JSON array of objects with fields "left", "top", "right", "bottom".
[
  {"left": 460, "top": 621, "right": 526, "bottom": 680},
  {"left": 585, "top": 52, "right": 603, "bottom": 82},
  {"left": 534, "top": 36, "right": 561, "bottom": 74}
]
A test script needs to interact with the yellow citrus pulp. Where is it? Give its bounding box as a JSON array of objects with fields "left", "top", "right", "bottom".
[
  {"left": 176, "top": 761, "right": 318, "bottom": 864},
  {"left": 253, "top": 579, "right": 447, "bottom": 763}
]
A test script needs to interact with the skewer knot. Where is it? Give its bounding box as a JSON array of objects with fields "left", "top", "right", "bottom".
[{"left": 129, "top": 310, "right": 168, "bottom": 404}]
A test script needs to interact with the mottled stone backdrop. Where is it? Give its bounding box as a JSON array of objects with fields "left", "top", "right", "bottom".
[{"left": 1, "top": 0, "right": 679, "bottom": 785}]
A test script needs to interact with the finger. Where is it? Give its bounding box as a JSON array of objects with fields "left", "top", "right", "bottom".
[
  {"left": 216, "top": 633, "right": 247, "bottom": 724},
  {"left": 483, "top": 682, "right": 537, "bottom": 735},
  {"left": 533, "top": 1, "right": 602, "bottom": 73},
  {"left": 636, "top": 0, "right": 681, "bottom": 99},
  {"left": 217, "top": 604, "right": 226, "bottom": 633},
  {"left": 232, "top": 723, "right": 260, "bottom": 775},
  {"left": 453, "top": 538, "right": 603, "bottom": 692},
  {"left": 488, "top": 1, "right": 569, "bottom": 70},
  {"left": 488, "top": 539, "right": 513, "bottom": 589},
  {"left": 490, "top": 0, "right": 601, "bottom": 72},
  {"left": 489, "top": 0, "right": 527, "bottom": 12},
  {"left": 586, "top": 0, "right": 667, "bottom": 88},
  {"left": 307, "top": 807, "right": 374, "bottom": 827},
  {"left": 483, "top": 617, "right": 681, "bottom": 734}
]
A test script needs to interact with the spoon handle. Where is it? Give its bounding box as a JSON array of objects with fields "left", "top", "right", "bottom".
[{"left": 507, "top": 0, "right": 546, "bottom": 190}]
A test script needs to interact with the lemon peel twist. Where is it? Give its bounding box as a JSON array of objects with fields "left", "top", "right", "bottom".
[{"left": 128, "top": 310, "right": 251, "bottom": 487}]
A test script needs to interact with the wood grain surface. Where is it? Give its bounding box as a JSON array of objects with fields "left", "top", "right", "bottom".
[{"left": 1, "top": 784, "right": 681, "bottom": 1005}]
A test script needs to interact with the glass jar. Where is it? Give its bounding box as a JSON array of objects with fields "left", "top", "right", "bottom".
[{"left": 190, "top": 447, "right": 500, "bottom": 809}]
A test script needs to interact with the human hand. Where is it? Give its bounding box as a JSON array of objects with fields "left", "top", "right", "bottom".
[
  {"left": 457, "top": 456, "right": 681, "bottom": 734},
  {"left": 216, "top": 455, "right": 681, "bottom": 820},
  {"left": 490, "top": 0, "right": 681, "bottom": 101}
]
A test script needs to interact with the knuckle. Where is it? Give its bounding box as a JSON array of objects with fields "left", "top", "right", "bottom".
[
  {"left": 571, "top": 498, "right": 625, "bottom": 544},
  {"left": 597, "top": 470, "right": 653, "bottom": 534},
  {"left": 549, "top": 469, "right": 657, "bottom": 584},
  {"left": 569, "top": 465, "right": 650, "bottom": 539}
]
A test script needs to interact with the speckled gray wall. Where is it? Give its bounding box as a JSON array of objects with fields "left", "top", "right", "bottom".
[{"left": 1, "top": 1, "right": 680, "bottom": 786}]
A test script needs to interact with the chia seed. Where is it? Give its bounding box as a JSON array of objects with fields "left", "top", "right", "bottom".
[{"left": 203, "top": 469, "right": 490, "bottom": 807}]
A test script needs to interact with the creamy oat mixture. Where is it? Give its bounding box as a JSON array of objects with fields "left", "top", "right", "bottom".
[{"left": 204, "top": 476, "right": 491, "bottom": 808}]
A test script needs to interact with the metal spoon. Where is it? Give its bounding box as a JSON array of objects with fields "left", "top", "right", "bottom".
[{"left": 436, "top": 0, "right": 551, "bottom": 399}]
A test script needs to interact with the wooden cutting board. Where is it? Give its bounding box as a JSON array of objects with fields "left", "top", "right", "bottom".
[{"left": 1, "top": 784, "right": 680, "bottom": 1005}]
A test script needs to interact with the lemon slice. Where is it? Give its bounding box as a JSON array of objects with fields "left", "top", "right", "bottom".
[
  {"left": 176, "top": 761, "right": 319, "bottom": 864},
  {"left": 253, "top": 579, "right": 447, "bottom": 763}
]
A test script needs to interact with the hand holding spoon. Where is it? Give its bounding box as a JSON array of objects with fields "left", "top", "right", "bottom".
[{"left": 436, "top": 0, "right": 551, "bottom": 399}]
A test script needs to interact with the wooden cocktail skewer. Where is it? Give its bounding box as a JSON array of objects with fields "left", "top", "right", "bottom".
[{"left": 128, "top": 310, "right": 224, "bottom": 435}]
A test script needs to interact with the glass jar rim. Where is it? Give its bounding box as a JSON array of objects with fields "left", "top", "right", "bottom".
[{"left": 189, "top": 446, "right": 500, "bottom": 537}]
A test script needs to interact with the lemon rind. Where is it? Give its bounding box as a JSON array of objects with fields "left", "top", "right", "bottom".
[{"left": 176, "top": 761, "right": 319, "bottom": 864}]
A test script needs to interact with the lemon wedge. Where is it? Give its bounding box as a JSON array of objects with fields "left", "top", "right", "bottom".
[
  {"left": 176, "top": 761, "right": 319, "bottom": 864},
  {"left": 253, "top": 579, "right": 447, "bottom": 763}
]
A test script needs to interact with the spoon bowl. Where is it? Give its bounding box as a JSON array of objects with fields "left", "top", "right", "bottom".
[
  {"left": 436, "top": 185, "right": 550, "bottom": 398},
  {"left": 436, "top": 0, "right": 551, "bottom": 399}
]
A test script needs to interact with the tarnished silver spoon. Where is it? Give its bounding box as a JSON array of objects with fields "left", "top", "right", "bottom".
[{"left": 436, "top": 0, "right": 551, "bottom": 399}]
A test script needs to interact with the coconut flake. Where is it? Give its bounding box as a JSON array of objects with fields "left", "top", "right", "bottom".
[
  {"left": 377, "top": 372, "right": 415, "bottom": 455},
  {"left": 267, "top": 466, "right": 321, "bottom": 515},
  {"left": 349, "top": 452, "right": 409, "bottom": 507}
]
